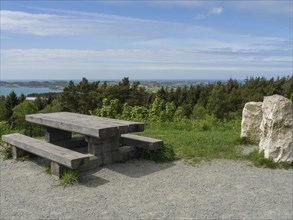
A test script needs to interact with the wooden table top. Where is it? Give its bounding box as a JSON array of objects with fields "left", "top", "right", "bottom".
[{"left": 26, "top": 112, "right": 144, "bottom": 138}]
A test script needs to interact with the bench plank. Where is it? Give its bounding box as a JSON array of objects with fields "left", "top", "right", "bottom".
[
  {"left": 2, "top": 133, "right": 93, "bottom": 169},
  {"left": 120, "top": 134, "right": 163, "bottom": 150}
]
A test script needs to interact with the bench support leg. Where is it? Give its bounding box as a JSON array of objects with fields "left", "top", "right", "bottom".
[
  {"left": 11, "top": 146, "right": 26, "bottom": 159},
  {"left": 51, "top": 161, "right": 68, "bottom": 179},
  {"left": 86, "top": 136, "right": 120, "bottom": 165}
]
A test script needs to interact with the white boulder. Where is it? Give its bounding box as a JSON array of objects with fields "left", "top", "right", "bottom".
[
  {"left": 259, "top": 95, "right": 293, "bottom": 162},
  {"left": 241, "top": 102, "right": 263, "bottom": 143}
]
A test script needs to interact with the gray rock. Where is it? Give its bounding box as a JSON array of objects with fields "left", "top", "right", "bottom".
[
  {"left": 259, "top": 95, "right": 293, "bottom": 162},
  {"left": 241, "top": 102, "right": 263, "bottom": 143}
]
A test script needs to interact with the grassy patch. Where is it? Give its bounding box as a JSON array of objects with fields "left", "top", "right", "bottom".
[
  {"left": 136, "top": 143, "right": 176, "bottom": 162},
  {"left": 16, "top": 154, "right": 30, "bottom": 162},
  {"left": 0, "top": 145, "right": 12, "bottom": 160},
  {"left": 44, "top": 163, "right": 51, "bottom": 175},
  {"left": 59, "top": 170, "right": 80, "bottom": 187},
  {"left": 141, "top": 120, "right": 244, "bottom": 163},
  {"left": 247, "top": 150, "right": 293, "bottom": 169}
]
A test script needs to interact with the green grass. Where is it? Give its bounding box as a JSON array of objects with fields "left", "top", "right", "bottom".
[
  {"left": 246, "top": 150, "right": 293, "bottom": 169},
  {"left": 136, "top": 143, "right": 176, "bottom": 162},
  {"left": 44, "top": 163, "right": 51, "bottom": 175},
  {"left": 140, "top": 120, "right": 244, "bottom": 164},
  {"left": 0, "top": 145, "right": 12, "bottom": 160},
  {"left": 59, "top": 170, "right": 80, "bottom": 187},
  {"left": 140, "top": 120, "right": 293, "bottom": 169},
  {"left": 16, "top": 154, "right": 30, "bottom": 162}
]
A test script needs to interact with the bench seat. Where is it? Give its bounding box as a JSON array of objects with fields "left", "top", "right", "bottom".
[
  {"left": 2, "top": 133, "right": 97, "bottom": 178},
  {"left": 120, "top": 134, "right": 163, "bottom": 150}
]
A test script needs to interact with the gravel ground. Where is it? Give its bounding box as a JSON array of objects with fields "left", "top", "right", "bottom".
[{"left": 0, "top": 156, "right": 292, "bottom": 220}]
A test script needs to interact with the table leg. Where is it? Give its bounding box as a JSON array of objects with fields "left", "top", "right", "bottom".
[
  {"left": 86, "top": 136, "right": 120, "bottom": 165},
  {"left": 44, "top": 127, "right": 72, "bottom": 143}
]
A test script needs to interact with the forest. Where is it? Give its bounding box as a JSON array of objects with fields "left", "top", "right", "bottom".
[{"left": 1, "top": 76, "right": 293, "bottom": 167}]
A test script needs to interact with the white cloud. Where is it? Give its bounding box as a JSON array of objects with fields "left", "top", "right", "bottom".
[
  {"left": 210, "top": 7, "right": 223, "bottom": 15},
  {"left": 1, "top": 46, "right": 291, "bottom": 80},
  {"left": 195, "top": 7, "right": 223, "bottom": 19},
  {"left": 151, "top": 1, "right": 292, "bottom": 16},
  {"left": 0, "top": 10, "right": 208, "bottom": 39}
]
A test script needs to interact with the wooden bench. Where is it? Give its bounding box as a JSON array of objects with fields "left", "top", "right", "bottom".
[
  {"left": 120, "top": 134, "right": 163, "bottom": 150},
  {"left": 2, "top": 133, "right": 97, "bottom": 178}
]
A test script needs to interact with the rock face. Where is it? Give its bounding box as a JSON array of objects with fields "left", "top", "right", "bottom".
[
  {"left": 259, "top": 95, "right": 293, "bottom": 162},
  {"left": 241, "top": 102, "right": 263, "bottom": 143}
]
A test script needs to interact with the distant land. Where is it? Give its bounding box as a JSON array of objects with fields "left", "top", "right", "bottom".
[
  {"left": 0, "top": 80, "right": 68, "bottom": 90},
  {"left": 1, "top": 78, "right": 244, "bottom": 87},
  {"left": 1, "top": 79, "right": 246, "bottom": 96}
]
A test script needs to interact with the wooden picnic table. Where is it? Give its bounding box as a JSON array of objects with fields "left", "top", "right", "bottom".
[
  {"left": 26, "top": 112, "right": 145, "bottom": 165},
  {"left": 2, "top": 112, "right": 162, "bottom": 178}
]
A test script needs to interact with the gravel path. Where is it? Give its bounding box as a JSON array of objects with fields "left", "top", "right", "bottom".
[{"left": 1, "top": 156, "right": 292, "bottom": 219}]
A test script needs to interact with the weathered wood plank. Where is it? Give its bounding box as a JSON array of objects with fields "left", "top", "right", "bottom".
[
  {"left": 26, "top": 114, "right": 117, "bottom": 138},
  {"left": 120, "top": 134, "right": 163, "bottom": 150},
  {"left": 26, "top": 112, "right": 144, "bottom": 137},
  {"left": 2, "top": 133, "right": 94, "bottom": 169}
]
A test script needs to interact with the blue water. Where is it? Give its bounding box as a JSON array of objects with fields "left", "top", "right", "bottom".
[{"left": 0, "top": 87, "right": 63, "bottom": 96}]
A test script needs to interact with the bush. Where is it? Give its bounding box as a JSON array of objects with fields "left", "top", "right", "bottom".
[{"left": 136, "top": 144, "right": 176, "bottom": 163}]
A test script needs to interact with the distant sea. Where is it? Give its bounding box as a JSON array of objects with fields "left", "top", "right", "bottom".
[{"left": 0, "top": 87, "right": 63, "bottom": 96}]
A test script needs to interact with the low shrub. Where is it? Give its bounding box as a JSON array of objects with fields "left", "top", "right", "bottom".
[
  {"left": 44, "top": 163, "right": 51, "bottom": 175},
  {"left": 0, "top": 145, "right": 12, "bottom": 160},
  {"left": 247, "top": 150, "right": 293, "bottom": 169},
  {"left": 59, "top": 170, "right": 80, "bottom": 187},
  {"left": 136, "top": 144, "right": 176, "bottom": 163}
]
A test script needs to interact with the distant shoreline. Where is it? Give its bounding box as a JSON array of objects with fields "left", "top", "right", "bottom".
[{"left": 1, "top": 86, "right": 63, "bottom": 96}]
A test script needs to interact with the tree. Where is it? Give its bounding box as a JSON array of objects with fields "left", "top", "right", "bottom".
[
  {"left": 19, "top": 93, "right": 26, "bottom": 103},
  {"left": 12, "top": 100, "right": 38, "bottom": 136},
  {"left": 40, "top": 99, "right": 62, "bottom": 113},
  {"left": 4, "top": 91, "right": 19, "bottom": 122},
  {"left": 61, "top": 80, "right": 78, "bottom": 112},
  {"left": 0, "top": 96, "right": 6, "bottom": 120},
  {"left": 206, "top": 84, "right": 228, "bottom": 120}
]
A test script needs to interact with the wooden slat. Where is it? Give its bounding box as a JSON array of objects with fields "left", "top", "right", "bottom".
[
  {"left": 2, "top": 133, "right": 93, "bottom": 169},
  {"left": 120, "top": 134, "right": 163, "bottom": 150},
  {"left": 26, "top": 112, "right": 144, "bottom": 138}
]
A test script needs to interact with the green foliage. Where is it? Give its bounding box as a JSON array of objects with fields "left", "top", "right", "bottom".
[
  {"left": 0, "top": 121, "right": 13, "bottom": 137},
  {"left": 191, "top": 104, "right": 208, "bottom": 120},
  {"left": 40, "top": 99, "right": 62, "bottom": 113},
  {"left": 4, "top": 91, "right": 20, "bottom": 122},
  {"left": 141, "top": 119, "right": 244, "bottom": 163},
  {"left": 1, "top": 145, "right": 12, "bottom": 160},
  {"left": 206, "top": 84, "right": 228, "bottom": 120},
  {"left": 16, "top": 154, "right": 29, "bottom": 162},
  {"left": 61, "top": 77, "right": 147, "bottom": 115},
  {"left": 247, "top": 150, "right": 277, "bottom": 169},
  {"left": 136, "top": 144, "right": 176, "bottom": 162},
  {"left": 44, "top": 163, "right": 51, "bottom": 175},
  {"left": 246, "top": 150, "right": 293, "bottom": 169},
  {"left": 93, "top": 98, "right": 119, "bottom": 118},
  {"left": 0, "top": 121, "right": 22, "bottom": 159},
  {"left": 148, "top": 97, "right": 165, "bottom": 121},
  {"left": 0, "top": 96, "right": 6, "bottom": 120},
  {"left": 13, "top": 100, "right": 38, "bottom": 120},
  {"left": 12, "top": 100, "right": 40, "bottom": 136},
  {"left": 59, "top": 170, "right": 80, "bottom": 187}
]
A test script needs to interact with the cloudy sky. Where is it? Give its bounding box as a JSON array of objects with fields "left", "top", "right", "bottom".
[{"left": 1, "top": 0, "right": 292, "bottom": 80}]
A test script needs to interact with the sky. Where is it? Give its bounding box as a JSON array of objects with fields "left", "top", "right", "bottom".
[{"left": 0, "top": 0, "right": 292, "bottom": 81}]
